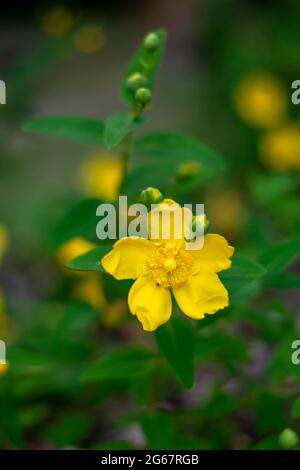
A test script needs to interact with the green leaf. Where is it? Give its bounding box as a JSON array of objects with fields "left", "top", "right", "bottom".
[
  {"left": 155, "top": 315, "right": 195, "bottom": 389},
  {"left": 121, "top": 29, "right": 167, "bottom": 104},
  {"left": 140, "top": 411, "right": 175, "bottom": 450},
  {"left": 260, "top": 235, "right": 300, "bottom": 275},
  {"left": 104, "top": 112, "right": 142, "bottom": 149},
  {"left": 292, "top": 395, "right": 300, "bottom": 417},
  {"left": 251, "top": 173, "right": 296, "bottom": 206},
  {"left": 51, "top": 198, "right": 103, "bottom": 249},
  {"left": 23, "top": 115, "right": 104, "bottom": 145},
  {"left": 125, "top": 132, "right": 224, "bottom": 195},
  {"left": 82, "top": 346, "right": 155, "bottom": 382},
  {"left": 263, "top": 273, "right": 300, "bottom": 289},
  {"left": 44, "top": 413, "right": 90, "bottom": 448},
  {"left": 220, "top": 253, "right": 266, "bottom": 279},
  {"left": 66, "top": 246, "right": 112, "bottom": 272},
  {"left": 219, "top": 254, "right": 266, "bottom": 304}
]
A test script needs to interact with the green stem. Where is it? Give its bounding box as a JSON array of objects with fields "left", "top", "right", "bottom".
[{"left": 120, "top": 131, "right": 133, "bottom": 193}]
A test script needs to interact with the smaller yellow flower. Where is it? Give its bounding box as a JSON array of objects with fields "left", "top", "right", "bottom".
[
  {"left": 101, "top": 200, "right": 234, "bottom": 331},
  {"left": 206, "top": 189, "right": 245, "bottom": 239},
  {"left": 41, "top": 6, "right": 74, "bottom": 36},
  {"left": 233, "top": 72, "right": 287, "bottom": 128},
  {"left": 74, "top": 25, "right": 106, "bottom": 54},
  {"left": 56, "top": 237, "right": 96, "bottom": 267},
  {"left": 0, "top": 362, "right": 9, "bottom": 376},
  {"left": 74, "top": 274, "right": 106, "bottom": 311},
  {"left": 0, "top": 223, "right": 9, "bottom": 262},
  {"left": 103, "top": 299, "right": 127, "bottom": 328},
  {"left": 79, "top": 153, "right": 123, "bottom": 201},
  {"left": 260, "top": 124, "right": 300, "bottom": 171}
]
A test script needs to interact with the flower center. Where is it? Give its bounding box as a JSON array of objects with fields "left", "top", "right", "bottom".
[
  {"left": 148, "top": 243, "right": 192, "bottom": 289},
  {"left": 163, "top": 258, "right": 177, "bottom": 272}
]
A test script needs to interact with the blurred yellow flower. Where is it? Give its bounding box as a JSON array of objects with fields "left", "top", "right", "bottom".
[
  {"left": 0, "top": 223, "right": 8, "bottom": 262},
  {"left": 101, "top": 200, "right": 234, "bottom": 331},
  {"left": 206, "top": 189, "right": 245, "bottom": 239},
  {"left": 74, "top": 273, "right": 106, "bottom": 311},
  {"left": 41, "top": 6, "right": 74, "bottom": 36},
  {"left": 260, "top": 124, "right": 300, "bottom": 171},
  {"left": 103, "top": 299, "right": 127, "bottom": 328},
  {"left": 74, "top": 25, "right": 106, "bottom": 54},
  {"left": 56, "top": 237, "right": 96, "bottom": 267},
  {"left": 0, "top": 362, "right": 8, "bottom": 376},
  {"left": 79, "top": 153, "right": 122, "bottom": 201},
  {"left": 233, "top": 72, "right": 287, "bottom": 128}
]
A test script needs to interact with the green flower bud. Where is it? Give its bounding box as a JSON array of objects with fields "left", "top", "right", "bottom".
[
  {"left": 190, "top": 214, "right": 210, "bottom": 237},
  {"left": 126, "top": 72, "right": 147, "bottom": 92},
  {"left": 176, "top": 161, "right": 202, "bottom": 181},
  {"left": 278, "top": 428, "right": 299, "bottom": 449},
  {"left": 144, "top": 32, "right": 159, "bottom": 52},
  {"left": 135, "top": 87, "right": 152, "bottom": 105},
  {"left": 140, "top": 187, "right": 163, "bottom": 205}
]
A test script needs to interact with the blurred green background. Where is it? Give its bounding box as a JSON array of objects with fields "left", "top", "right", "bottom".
[{"left": 0, "top": 0, "right": 300, "bottom": 450}]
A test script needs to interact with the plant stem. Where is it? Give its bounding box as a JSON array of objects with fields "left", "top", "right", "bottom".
[{"left": 120, "top": 131, "right": 133, "bottom": 192}]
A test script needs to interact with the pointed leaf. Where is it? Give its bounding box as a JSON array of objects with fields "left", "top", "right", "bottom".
[
  {"left": 155, "top": 315, "right": 195, "bottom": 389},
  {"left": 67, "top": 246, "right": 112, "bottom": 272},
  {"left": 23, "top": 115, "right": 104, "bottom": 145}
]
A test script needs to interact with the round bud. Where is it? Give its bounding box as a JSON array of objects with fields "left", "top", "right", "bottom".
[
  {"left": 140, "top": 187, "right": 163, "bottom": 205},
  {"left": 176, "top": 161, "right": 202, "bottom": 181},
  {"left": 190, "top": 214, "right": 210, "bottom": 238},
  {"left": 144, "top": 32, "right": 159, "bottom": 52},
  {"left": 126, "top": 72, "right": 147, "bottom": 92},
  {"left": 135, "top": 87, "right": 152, "bottom": 105},
  {"left": 279, "top": 428, "right": 299, "bottom": 449}
]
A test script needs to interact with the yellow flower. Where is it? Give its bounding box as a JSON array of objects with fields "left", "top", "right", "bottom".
[
  {"left": 41, "top": 6, "right": 74, "bottom": 36},
  {"left": 0, "top": 223, "right": 8, "bottom": 262},
  {"left": 206, "top": 189, "right": 245, "bottom": 239},
  {"left": 56, "top": 237, "right": 96, "bottom": 267},
  {"left": 233, "top": 72, "right": 287, "bottom": 128},
  {"left": 74, "top": 25, "right": 106, "bottom": 54},
  {"left": 0, "top": 362, "right": 8, "bottom": 376},
  {"left": 260, "top": 124, "right": 300, "bottom": 171},
  {"left": 101, "top": 200, "right": 234, "bottom": 331},
  {"left": 79, "top": 153, "right": 123, "bottom": 201}
]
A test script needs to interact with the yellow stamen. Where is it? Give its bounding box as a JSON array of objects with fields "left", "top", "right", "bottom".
[{"left": 164, "top": 258, "right": 177, "bottom": 272}]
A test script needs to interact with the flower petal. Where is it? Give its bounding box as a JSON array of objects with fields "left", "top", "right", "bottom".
[
  {"left": 172, "top": 271, "right": 229, "bottom": 319},
  {"left": 128, "top": 275, "right": 172, "bottom": 331},
  {"left": 148, "top": 199, "right": 192, "bottom": 244},
  {"left": 191, "top": 234, "right": 234, "bottom": 274},
  {"left": 101, "top": 237, "right": 154, "bottom": 280}
]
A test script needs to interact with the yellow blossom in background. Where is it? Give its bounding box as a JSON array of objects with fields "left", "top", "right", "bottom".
[
  {"left": 176, "top": 160, "right": 202, "bottom": 180},
  {"left": 41, "top": 6, "right": 74, "bottom": 36},
  {"left": 260, "top": 124, "right": 300, "bottom": 171},
  {"left": 56, "top": 237, "right": 96, "bottom": 267},
  {"left": 79, "top": 153, "right": 122, "bottom": 201},
  {"left": 101, "top": 200, "right": 234, "bottom": 331},
  {"left": 74, "top": 25, "right": 106, "bottom": 54},
  {"left": 74, "top": 273, "right": 106, "bottom": 311},
  {"left": 0, "top": 223, "right": 9, "bottom": 262},
  {"left": 0, "top": 362, "right": 8, "bottom": 376},
  {"left": 103, "top": 299, "right": 127, "bottom": 328},
  {"left": 206, "top": 189, "right": 245, "bottom": 240},
  {"left": 233, "top": 72, "right": 287, "bottom": 128}
]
